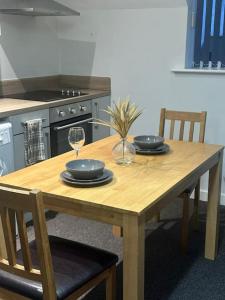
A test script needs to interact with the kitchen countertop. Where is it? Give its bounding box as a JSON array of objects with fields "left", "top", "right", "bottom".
[{"left": 0, "top": 89, "right": 110, "bottom": 118}]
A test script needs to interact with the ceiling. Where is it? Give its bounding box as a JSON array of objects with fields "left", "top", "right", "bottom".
[{"left": 57, "top": 0, "right": 187, "bottom": 10}]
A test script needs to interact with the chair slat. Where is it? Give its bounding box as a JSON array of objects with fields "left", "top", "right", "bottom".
[
  {"left": 169, "top": 120, "right": 175, "bottom": 139},
  {"left": 0, "top": 187, "right": 33, "bottom": 211},
  {"left": 31, "top": 191, "right": 56, "bottom": 299},
  {"left": 0, "top": 208, "right": 17, "bottom": 266},
  {"left": 189, "top": 121, "right": 195, "bottom": 142},
  {"left": 165, "top": 110, "right": 203, "bottom": 122},
  {"left": 8, "top": 209, "right": 16, "bottom": 253},
  {"left": 179, "top": 121, "right": 185, "bottom": 140},
  {"left": 159, "top": 108, "right": 166, "bottom": 137},
  {"left": 199, "top": 111, "right": 207, "bottom": 143},
  {"left": 16, "top": 211, "right": 33, "bottom": 272},
  {"left": 0, "top": 217, "right": 7, "bottom": 259}
]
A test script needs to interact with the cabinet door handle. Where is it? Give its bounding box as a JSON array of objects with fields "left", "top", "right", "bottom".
[{"left": 94, "top": 102, "right": 99, "bottom": 129}]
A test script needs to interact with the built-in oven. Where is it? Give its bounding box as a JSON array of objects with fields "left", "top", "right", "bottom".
[{"left": 50, "top": 100, "right": 93, "bottom": 157}]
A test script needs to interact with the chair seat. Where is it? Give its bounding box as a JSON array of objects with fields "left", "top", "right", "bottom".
[{"left": 0, "top": 235, "right": 118, "bottom": 300}]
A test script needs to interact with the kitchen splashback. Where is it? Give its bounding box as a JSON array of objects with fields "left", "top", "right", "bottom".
[{"left": 0, "top": 75, "right": 111, "bottom": 97}]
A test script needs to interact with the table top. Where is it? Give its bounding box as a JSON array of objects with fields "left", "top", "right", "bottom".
[{"left": 0, "top": 136, "right": 223, "bottom": 215}]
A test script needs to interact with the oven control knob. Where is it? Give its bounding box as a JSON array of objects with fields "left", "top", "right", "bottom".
[
  {"left": 80, "top": 105, "right": 87, "bottom": 112},
  {"left": 58, "top": 110, "right": 66, "bottom": 117},
  {"left": 69, "top": 108, "right": 76, "bottom": 115}
]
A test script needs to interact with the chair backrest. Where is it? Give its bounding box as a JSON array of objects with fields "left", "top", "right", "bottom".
[
  {"left": 0, "top": 186, "right": 56, "bottom": 299},
  {"left": 159, "top": 108, "right": 207, "bottom": 143}
]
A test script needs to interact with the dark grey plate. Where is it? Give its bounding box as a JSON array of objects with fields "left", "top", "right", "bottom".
[
  {"left": 60, "top": 169, "right": 113, "bottom": 187},
  {"left": 62, "top": 169, "right": 111, "bottom": 182},
  {"left": 133, "top": 143, "right": 170, "bottom": 155}
]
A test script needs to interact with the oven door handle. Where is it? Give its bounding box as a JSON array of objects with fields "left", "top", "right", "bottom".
[{"left": 53, "top": 118, "right": 94, "bottom": 131}]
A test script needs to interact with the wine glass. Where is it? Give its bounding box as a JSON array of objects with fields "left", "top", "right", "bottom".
[{"left": 68, "top": 127, "right": 85, "bottom": 159}]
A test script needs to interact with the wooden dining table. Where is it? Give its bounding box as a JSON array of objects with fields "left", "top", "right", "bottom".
[{"left": 0, "top": 135, "right": 224, "bottom": 300}]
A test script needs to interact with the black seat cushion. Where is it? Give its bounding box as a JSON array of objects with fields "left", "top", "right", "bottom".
[{"left": 0, "top": 235, "right": 118, "bottom": 300}]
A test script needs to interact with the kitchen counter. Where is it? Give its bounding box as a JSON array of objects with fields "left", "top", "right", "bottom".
[{"left": 0, "top": 89, "right": 110, "bottom": 118}]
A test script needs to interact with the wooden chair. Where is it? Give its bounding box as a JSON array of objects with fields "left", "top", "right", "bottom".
[
  {"left": 0, "top": 186, "right": 118, "bottom": 300},
  {"left": 112, "top": 108, "right": 207, "bottom": 251},
  {"left": 158, "top": 108, "right": 207, "bottom": 253}
]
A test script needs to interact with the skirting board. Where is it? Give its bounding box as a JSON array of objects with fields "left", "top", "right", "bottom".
[{"left": 200, "top": 189, "right": 225, "bottom": 205}]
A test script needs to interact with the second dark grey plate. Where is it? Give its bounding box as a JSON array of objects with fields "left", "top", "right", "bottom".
[
  {"left": 60, "top": 169, "right": 113, "bottom": 187},
  {"left": 133, "top": 143, "right": 170, "bottom": 155}
]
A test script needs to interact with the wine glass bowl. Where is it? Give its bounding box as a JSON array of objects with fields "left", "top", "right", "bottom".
[{"left": 68, "top": 127, "right": 85, "bottom": 158}]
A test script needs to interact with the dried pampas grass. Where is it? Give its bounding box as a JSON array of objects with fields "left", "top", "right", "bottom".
[{"left": 93, "top": 97, "right": 142, "bottom": 138}]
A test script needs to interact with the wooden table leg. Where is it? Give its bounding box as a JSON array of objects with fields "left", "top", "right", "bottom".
[
  {"left": 205, "top": 151, "right": 223, "bottom": 260},
  {"left": 123, "top": 214, "right": 145, "bottom": 300}
]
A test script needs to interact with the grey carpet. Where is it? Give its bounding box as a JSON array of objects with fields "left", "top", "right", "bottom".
[{"left": 25, "top": 200, "right": 225, "bottom": 299}]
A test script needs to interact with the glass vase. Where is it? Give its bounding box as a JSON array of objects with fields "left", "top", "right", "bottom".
[{"left": 112, "top": 137, "right": 136, "bottom": 165}]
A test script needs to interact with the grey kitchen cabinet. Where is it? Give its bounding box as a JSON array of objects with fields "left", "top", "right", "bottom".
[{"left": 92, "top": 96, "right": 111, "bottom": 142}]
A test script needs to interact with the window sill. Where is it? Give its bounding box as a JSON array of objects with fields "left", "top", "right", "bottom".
[{"left": 172, "top": 68, "right": 225, "bottom": 75}]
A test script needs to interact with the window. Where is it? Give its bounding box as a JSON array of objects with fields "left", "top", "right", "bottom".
[{"left": 187, "top": 0, "right": 225, "bottom": 69}]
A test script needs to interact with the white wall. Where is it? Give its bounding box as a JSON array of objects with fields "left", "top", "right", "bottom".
[
  {"left": 58, "top": 7, "right": 186, "bottom": 132},
  {"left": 57, "top": 7, "right": 225, "bottom": 203},
  {"left": 0, "top": 15, "right": 59, "bottom": 80}
]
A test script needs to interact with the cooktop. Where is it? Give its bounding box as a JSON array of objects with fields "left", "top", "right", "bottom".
[{"left": 3, "top": 89, "right": 87, "bottom": 102}]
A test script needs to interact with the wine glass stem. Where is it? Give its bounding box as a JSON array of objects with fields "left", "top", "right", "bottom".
[{"left": 76, "top": 149, "right": 79, "bottom": 159}]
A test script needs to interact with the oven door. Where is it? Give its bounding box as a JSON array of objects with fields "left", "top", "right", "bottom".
[{"left": 50, "top": 113, "right": 93, "bottom": 157}]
